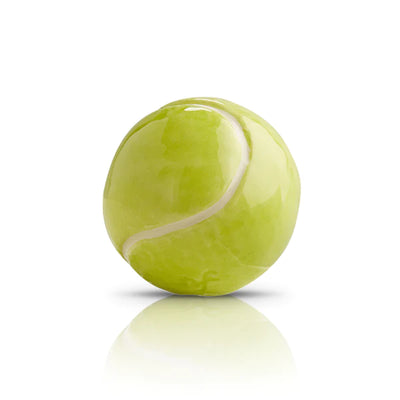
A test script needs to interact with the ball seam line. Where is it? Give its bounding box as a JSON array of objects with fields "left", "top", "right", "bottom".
[{"left": 121, "top": 104, "right": 250, "bottom": 262}]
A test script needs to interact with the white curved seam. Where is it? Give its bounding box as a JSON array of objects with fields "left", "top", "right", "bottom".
[{"left": 122, "top": 105, "right": 249, "bottom": 261}]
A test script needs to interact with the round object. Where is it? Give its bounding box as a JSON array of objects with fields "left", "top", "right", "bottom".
[{"left": 104, "top": 97, "right": 300, "bottom": 295}]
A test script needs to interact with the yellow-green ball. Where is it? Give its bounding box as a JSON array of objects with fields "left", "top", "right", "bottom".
[{"left": 104, "top": 98, "right": 300, "bottom": 295}]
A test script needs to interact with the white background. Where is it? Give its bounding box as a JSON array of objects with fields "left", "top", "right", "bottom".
[{"left": 1, "top": 1, "right": 399, "bottom": 399}]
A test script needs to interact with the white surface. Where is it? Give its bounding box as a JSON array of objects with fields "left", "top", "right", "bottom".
[
  {"left": 0, "top": 1, "right": 399, "bottom": 399},
  {"left": 122, "top": 104, "right": 250, "bottom": 260}
]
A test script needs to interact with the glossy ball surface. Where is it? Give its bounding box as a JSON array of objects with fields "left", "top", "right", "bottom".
[{"left": 104, "top": 98, "right": 300, "bottom": 295}]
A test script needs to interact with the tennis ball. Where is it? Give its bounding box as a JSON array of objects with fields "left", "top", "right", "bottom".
[{"left": 104, "top": 97, "right": 300, "bottom": 296}]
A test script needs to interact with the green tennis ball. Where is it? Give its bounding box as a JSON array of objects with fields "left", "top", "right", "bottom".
[{"left": 104, "top": 97, "right": 300, "bottom": 296}]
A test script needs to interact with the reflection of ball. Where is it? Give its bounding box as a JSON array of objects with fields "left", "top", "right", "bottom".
[
  {"left": 106, "top": 296, "right": 295, "bottom": 384},
  {"left": 104, "top": 98, "right": 300, "bottom": 295}
]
